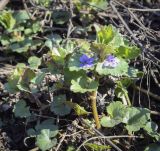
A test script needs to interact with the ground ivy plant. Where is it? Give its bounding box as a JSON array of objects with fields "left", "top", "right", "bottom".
[{"left": 5, "top": 24, "right": 142, "bottom": 150}]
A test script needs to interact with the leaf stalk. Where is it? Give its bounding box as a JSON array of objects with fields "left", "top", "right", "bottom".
[{"left": 90, "top": 91, "right": 101, "bottom": 129}]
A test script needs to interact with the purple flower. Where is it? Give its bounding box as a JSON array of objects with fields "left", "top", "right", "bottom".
[
  {"left": 103, "top": 55, "right": 119, "bottom": 68},
  {"left": 79, "top": 54, "right": 94, "bottom": 68}
]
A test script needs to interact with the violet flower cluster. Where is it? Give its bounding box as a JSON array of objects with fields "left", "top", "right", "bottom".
[
  {"left": 103, "top": 55, "right": 119, "bottom": 68},
  {"left": 79, "top": 54, "right": 94, "bottom": 68},
  {"left": 79, "top": 54, "right": 119, "bottom": 69}
]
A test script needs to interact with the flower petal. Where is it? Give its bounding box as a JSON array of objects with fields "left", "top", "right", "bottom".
[{"left": 79, "top": 54, "right": 89, "bottom": 63}]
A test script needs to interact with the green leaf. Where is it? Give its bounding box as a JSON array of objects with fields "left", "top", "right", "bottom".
[
  {"left": 52, "top": 10, "right": 70, "bottom": 24},
  {"left": 36, "top": 129, "right": 57, "bottom": 151},
  {"left": 5, "top": 78, "right": 19, "bottom": 93},
  {"left": 116, "top": 45, "right": 140, "bottom": 59},
  {"left": 13, "top": 100, "right": 31, "bottom": 118},
  {"left": 9, "top": 38, "right": 32, "bottom": 53},
  {"left": 66, "top": 101, "right": 89, "bottom": 116},
  {"left": 96, "top": 59, "right": 128, "bottom": 76},
  {"left": 144, "top": 143, "right": 160, "bottom": 151},
  {"left": 27, "top": 128, "right": 37, "bottom": 136},
  {"left": 68, "top": 53, "right": 83, "bottom": 71},
  {"left": 124, "top": 108, "right": 150, "bottom": 134},
  {"left": 0, "top": 11, "right": 16, "bottom": 30},
  {"left": 4, "top": 63, "right": 26, "bottom": 93},
  {"left": 115, "top": 80, "right": 130, "bottom": 101},
  {"left": 101, "top": 101, "right": 127, "bottom": 127},
  {"left": 85, "top": 143, "right": 110, "bottom": 151},
  {"left": 107, "top": 101, "right": 126, "bottom": 119},
  {"left": 144, "top": 122, "right": 158, "bottom": 133},
  {"left": 0, "top": 35, "right": 10, "bottom": 45},
  {"left": 83, "top": 0, "right": 108, "bottom": 10},
  {"left": 101, "top": 116, "right": 119, "bottom": 127},
  {"left": 97, "top": 25, "right": 124, "bottom": 47},
  {"left": 67, "top": 146, "right": 76, "bottom": 151},
  {"left": 17, "top": 68, "right": 36, "bottom": 92},
  {"left": 91, "top": 43, "right": 115, "bottom": 61},
  {"left": 127, "top": 67, "right": 141, "bottom": 78},
  {"left": 47, "top": 33, "right": 62, "bottom": 45},
  {"left": 70, "top": 76, "right": 98, "bottom": 93},
  {"left": 31, "top": 72, "right": 45, "bottom": 85},
  {"left": 34, "top": 0, "right": 52, "bottom": 7},
  {"left": 28, "top": 56, "right": 41, "bottom": 69},
  {"left": 35, "top": 119, "right": 58, "bottom": 137},
  {"left": 32, "top": 22, "right": 42, "bottom": 33},
  {"left": 50, "top": 95, "right": 71, "bottom": 116},
  {"left": 144, "top": 122, "right": 160, "bottom": 140},
  {"left": 64, "top": 69, "right": 86, "bottom": 85},
  {"left": 13, "top": 10, "right": 30, "bottom": 23}
]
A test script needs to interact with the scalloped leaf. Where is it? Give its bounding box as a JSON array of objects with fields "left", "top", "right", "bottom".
[
  {"left": 116, "top": 45, "right": 140, "bottom": 59},
  {"left": 31, "top": 72, "right": 45, "bottom": 85},
  {"left": 101, "top": 116, "right": 120, "bottom": 127},
  {"left": 28, "top": 56, "right": 41, "bottom": 69},
  {"left": 52, "top": 10, "right": 70, "bottom": 25},
  {"left": 124, "top": 107, "right": 150, "bottom": 134},
  {"left": 96, "top": 59, "right": 128, "bottom": 76},
  {"left": 68, "top": 53, "right": 82, "bottom": 71},
  {"left": 50, "top": 95, "right": 71, "bottom": 116},
  {"left": 64, "top": 69, "right": 86, "bottom": 85},
  {"left": 17, "top": 68, "right": 36, "bottom": 92},
  {"left": 35, "top": 119, "right": 58, "bottom": 137},
  {"left": 97, "top": 25, "right": 124, "bottom": 48},
  {"left": 36, "top": 129, "right": 57, "bottom": 151},
  {"left": 70, "top": 76, "right": 98, "bottom": 93},
  {"left": 4, "top": 63, "right": 26, "bottom": 93},
  {"left": 13, "top": 100, "right": 31, "bottom": 118},
  {"left": 107, "top": 101, "right": 126, "bottom": 119},
  {"left": 0, "top": 11, "right": 16, "bottom": 30},
  {"left": 91, "top": 43, "right": 115, "bottom": 61},
  {"left": 13, "top": 10, "right": 30, "bottom": 23},
  {"left": 144, "top": 122, "right": 160, "bottom": 140}
]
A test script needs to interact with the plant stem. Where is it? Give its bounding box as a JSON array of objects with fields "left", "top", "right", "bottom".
[{"left": 90, "top": 91, "right": 101, "bottom": 129}]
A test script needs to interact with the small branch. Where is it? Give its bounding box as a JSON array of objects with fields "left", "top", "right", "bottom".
[
  {"left": 55, "top": 132, "right": 67, "bottom": 151},
  {"left": 0, "top": 0, "right": 9, "bottom": 10},
  {"left": 110, "top": 0, "right": 160, "bottom": 64},
  {"left": 128, "top": 8, "right": 160, "bottom": 12},
  {"left": 22, "top": 0, "right": 34, "bottom": 20},
  {"left": 80, "top": 118, "right": 124, "bottom": 151},
  {"left": 151, "top": 110, "right": 160, "bottom": 116},
  {"left": 89, "top": 91, "right": 101, "bottom": 129},
  {"left": 76, "top": 125, "right": 140, "bottom": 151},
  {"left": 133, "top": 85, "right": 160, "bottom": 101}
]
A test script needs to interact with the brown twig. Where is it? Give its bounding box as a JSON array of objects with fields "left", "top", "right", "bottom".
[
  {"left": 55, "top": 132, "right": 67, "bottom": 151},
  {"left": 22, "top": 0, "right": 34, "bottom": 20},
  {"left": 110, "top": 0, "right": 160, "bottom": 64},
  {"left": 0, "top": 0, "right": 9, "bottom": 10},
  {"left": 133, "top": 85, "right": 160, "bottom": 102},
  {"left": 81, "top": 118, "right": 124, "bottom": 151}
]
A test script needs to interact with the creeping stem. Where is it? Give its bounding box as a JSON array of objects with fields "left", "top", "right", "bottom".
[{"left": 90, "top": 91, "right": 101, "bottom": 129}]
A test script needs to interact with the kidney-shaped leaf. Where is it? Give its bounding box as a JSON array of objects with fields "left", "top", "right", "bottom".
[
  {"left": 70, "top": 76, "right": 98, "bottom": 93},
  {"left": 28, "top": 56, "right": 41, "bottom": 69},
  {"left": 50, "top": 95, "right": 71, "bottom": 116},
  {"left": 36, "top": 129, "right": 57, "bottom": 151},
  {"left": 96, "top": 59, "right": 128, "bottom": 76},
  {"left": 13, "top": 100, "right": 31, "bottom": 118}
]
